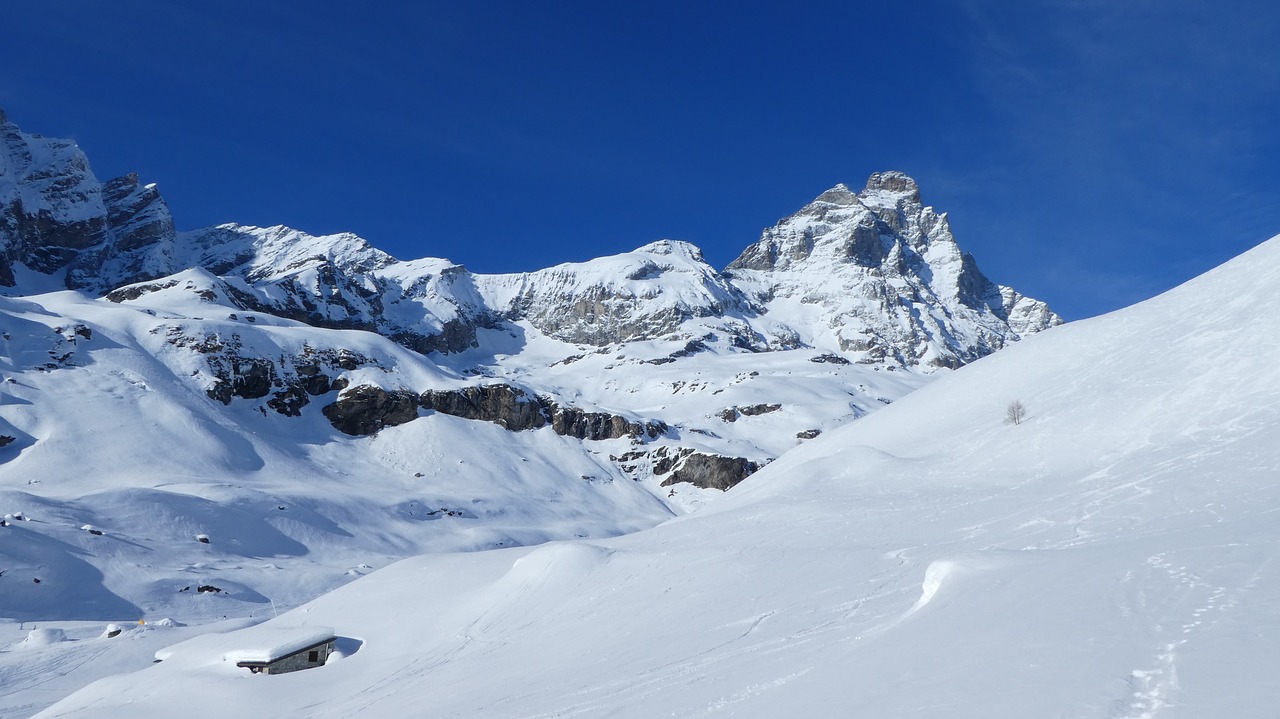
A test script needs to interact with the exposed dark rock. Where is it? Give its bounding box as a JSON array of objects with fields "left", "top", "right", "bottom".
[
  {"left": 205, "top": 381, "right": 233, "bottom": 404},
  {"left": 652, "top": 446, "right": 695, "bottom": 475},
  {"left": 809, "top": 353, "right": 851, "bottom": 365},
  {"left": 268, "top": 385, "right": 310, "bottom": 417},
  {"left": 610, "top": 445, "right": 698, "bottom": 479},
  {"left": 183, "top": 335, "right": 364, "bottom": 412},
  {"left": 64, "top": 172, "right": 178, "bottom": 291},
  {"left": 418, "top": 384, "right": 666, "bottom": 440},
  {"left": 643, "top": 337, "right": 713, "bottom": 366},
  {"left": 719, "top": 404, "right": 781, "bottom": 422},
  {"left": 796, "top": 428, "right": 822, "bottom": 439},
  {"left": 0, "top": 435, "right": 15, "bottom": 447},
  {"left": 322, "top": 385, "right": 420, "bottom": 436},
  {"left": 553, "top": 407, "right": 621, "bottom": 439},
  {"left": 230, "top": 358, "right": 275, "bottom": 400},
  {"left": 660, "top": 453, "right": 761, "bottom": 491},
  {"left": 420, "top": 385, "right": 547, "bottom": 430},
  {"left": 391, "top": 317, "right": 483, "bottom": 355},
  {"left": 165, "top": 329, "right": 224, "bottom": 354},
  {"left": 300, "top": 373, "right": 333, "bottom": 396},
  {"left": 100, "top": 175, "right": 166, "bottom": 249}
]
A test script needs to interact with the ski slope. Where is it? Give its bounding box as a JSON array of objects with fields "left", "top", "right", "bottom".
[{"left": 36, "top": 236, "right": 1280, "bottom": 717}]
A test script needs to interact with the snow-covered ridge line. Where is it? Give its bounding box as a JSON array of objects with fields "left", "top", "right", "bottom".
[{"left": 0, "top": 110, "right": 1057, "bottom": 370}]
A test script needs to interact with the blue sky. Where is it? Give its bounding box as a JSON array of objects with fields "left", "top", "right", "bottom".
[{"left": 3, "top": 1, "right": 1278, "bottom": 319}]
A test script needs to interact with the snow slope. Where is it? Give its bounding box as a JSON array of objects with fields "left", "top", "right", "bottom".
[{"left": 38, "top": 235, "right": 1280, "bottom": 717}]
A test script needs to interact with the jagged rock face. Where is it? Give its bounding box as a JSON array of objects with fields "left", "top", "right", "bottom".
[
  {"left": 420, "top": 385, "right": 548, "bottom": 430},
  {"left": 159, "top": 322, "right": 355, "bottom": 416},
  {"left": 0, "top": 112, "right": 109, "bottom": 281},
  {"left": 323, "top": 386, "right": 420, "bottom": 436},
  {"left": 418, "top": 384, "right": 665, "bottom": 440},
  {"left": 548, "top": 404, "right": 664, "bottom": 441},
  {"left": 0, "top": 112, "right": 181, "bottom": 289},
  {"left": 727, "top": 172, "right": 1061, "bottom": 368},
  {"left": 66, "top": 173, "right": 178, "bottom": 291},
  {"left": 659, "top": 453, "right": 761, "bottom": 491}
]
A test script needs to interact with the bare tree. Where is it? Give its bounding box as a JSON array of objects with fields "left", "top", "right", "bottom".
[{"left": 1004, "top": 400, "right": 1027, "bottom": 426}]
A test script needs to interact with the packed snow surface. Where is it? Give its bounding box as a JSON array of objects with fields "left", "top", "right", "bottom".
[{"left": 34, "top": 236, "right": 1280, "bottom": 717}]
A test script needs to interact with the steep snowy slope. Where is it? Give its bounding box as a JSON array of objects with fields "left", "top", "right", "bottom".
[
  {"left": 0, "top": 286, "right": 675, "bottom": 622},
  {"left": 42, "top": 233, "right": 1280, "bottom": 718}
]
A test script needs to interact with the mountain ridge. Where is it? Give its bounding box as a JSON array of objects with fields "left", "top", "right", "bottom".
[{"left": 0, "top": 108, "right": 1059, "bottom": 371}]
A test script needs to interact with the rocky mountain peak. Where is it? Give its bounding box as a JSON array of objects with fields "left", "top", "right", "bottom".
[
  {"left": 634, "top": 239, "right": 705, "bottom": 263},
  {"left": 809, "top": 183, "right": 860, "bottom": 207},
  {"left": 861, "top": 171, "right": 921, "bottom": 203},
  {"left": 725, "top": 171, "right": 1060, "bottom": 368}
]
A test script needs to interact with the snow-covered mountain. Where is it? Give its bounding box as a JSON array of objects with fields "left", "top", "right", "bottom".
[
  {"left": 0, "top": 108, "right": 1063, "bottom": 717},
  {"left": 0, "top": 109, "right": 1058, "bottom": 367},
  {"left": 728, "top": 173, "right": 1057, "bottom": 366},
  {"left": 38, "top": 230, "right": 1280, "bottom": 718}
]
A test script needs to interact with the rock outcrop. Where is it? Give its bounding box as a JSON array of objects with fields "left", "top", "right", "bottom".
[
  {"left": 329, "top": 383, "right": 668, "bottom": 440},
  {"left": 322, "top": 386, "right": 420, "bottom": 435},
  {"left": 420, "top": 385, "right": 548, "bottom": 431},
  {"left": 660, "top": 453, "right": 761, "bottom": 491}
]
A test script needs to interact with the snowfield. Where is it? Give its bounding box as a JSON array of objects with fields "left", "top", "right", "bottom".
[{"left": 30, "top": 235, "right": 1280, "bottom": 718}]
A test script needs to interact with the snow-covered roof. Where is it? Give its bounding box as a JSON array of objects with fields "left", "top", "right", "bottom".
[
  {"left": 154, "top": 625, "right": 334, "bottom": 665},
  {"left": 224, "top": 626, "right": 335, "bottom": 664}
]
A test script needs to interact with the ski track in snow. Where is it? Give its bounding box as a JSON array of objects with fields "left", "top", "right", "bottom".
[{"left": 1111, "top": 552, "right": 1267, "bottom": 719}]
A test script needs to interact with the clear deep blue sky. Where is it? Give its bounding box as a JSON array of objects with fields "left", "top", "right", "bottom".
[{"left": 3, "top": 1, "right": 1278, "bottom": 319}]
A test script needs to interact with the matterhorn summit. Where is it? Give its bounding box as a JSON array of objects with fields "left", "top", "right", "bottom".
[{"left": 728, "top": 171, "right": 1060, "bottom": 368}]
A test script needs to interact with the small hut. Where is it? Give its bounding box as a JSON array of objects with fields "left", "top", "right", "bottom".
[{"left": 225, "top": 626, "right": 337, "bottom": 675}]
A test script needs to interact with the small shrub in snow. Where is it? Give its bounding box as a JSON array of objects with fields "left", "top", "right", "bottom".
[{"left": 1004, "top": 400, "right": 1027, "bottom": 426}]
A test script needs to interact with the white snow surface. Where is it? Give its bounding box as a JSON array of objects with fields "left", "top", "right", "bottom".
[{"left": 32, "top": 234, "right": 1280, "bottom": 717}]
